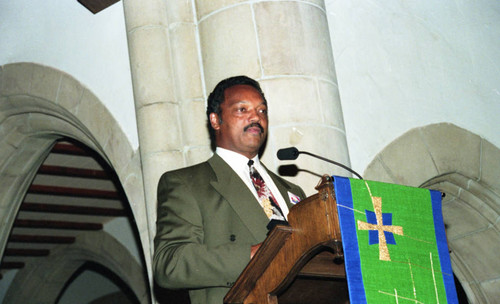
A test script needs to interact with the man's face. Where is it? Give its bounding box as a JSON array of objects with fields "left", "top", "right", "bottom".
[{"left": 210, "top": 84, "right": 268, "bottom": 159}]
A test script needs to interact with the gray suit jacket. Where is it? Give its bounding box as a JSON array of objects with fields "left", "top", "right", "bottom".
[{"left": 153, "top": 154, "right": 306, "bottom": 303}]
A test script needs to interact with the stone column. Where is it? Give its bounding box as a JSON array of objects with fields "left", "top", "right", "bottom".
[
  {"left": 165, "top": 1, "right": 212, "bottom": 165},
  {"left": 197, "top": 0, "right": 350, "bottom": 194},
  {"left": 122, "top": 0, "right": 181, "bottom": 270},
  {"left": 122, "top": 0, "right": 208, "bottom": 274}
]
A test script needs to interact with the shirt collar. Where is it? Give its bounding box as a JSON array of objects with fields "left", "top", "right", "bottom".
[{"left": 216, "top": 147, "right": 261, "bottom": 169}]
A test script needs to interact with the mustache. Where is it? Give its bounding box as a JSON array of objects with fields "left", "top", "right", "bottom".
[{"left": 244, "top": 123, "right": 264, "bottom": 133}]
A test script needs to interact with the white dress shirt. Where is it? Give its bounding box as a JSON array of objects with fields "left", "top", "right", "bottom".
[{"left": 216, "top": 147, "right": 290, "bottom": 219}]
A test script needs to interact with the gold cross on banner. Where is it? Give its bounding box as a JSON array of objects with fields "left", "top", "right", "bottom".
[{"left": 357, "top": 196, "right": 404, "bottom": 261}]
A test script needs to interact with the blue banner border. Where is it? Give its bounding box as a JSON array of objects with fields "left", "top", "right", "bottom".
[
  {"left": 430, "top": 190, "right": 459, "bottom": 303},
  {"left": 334, "top": 176, "right": 367, "bottom": 303}
]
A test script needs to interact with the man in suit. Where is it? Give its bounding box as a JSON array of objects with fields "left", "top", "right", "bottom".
[{"left": 153, "top": 76, "right": 306, "bottom": 303}]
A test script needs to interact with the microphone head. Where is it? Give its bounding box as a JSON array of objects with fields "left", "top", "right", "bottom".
[{"left": 277, "top": 147, "right": 299, "bottom": 160}]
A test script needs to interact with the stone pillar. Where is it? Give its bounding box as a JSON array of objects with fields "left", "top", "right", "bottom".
[
  {"left": 122, "top": 0, "right": 181, "bottom": 268},
  {"left": 122, "top": 0, "right": 208, "bottom": 274},
  {"left": 165, "top": 1, "right": 212, "bottom": 165},
  {"left": 197, "top": 0, "right": 350, "bottom": 194}
]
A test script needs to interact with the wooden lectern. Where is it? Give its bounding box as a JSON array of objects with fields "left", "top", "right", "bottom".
[{"left": 224, "top": 176, "right": 349, "bottom": 304}]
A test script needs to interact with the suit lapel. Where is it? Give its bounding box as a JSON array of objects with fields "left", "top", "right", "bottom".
[{"left": 208, "top": 154, "right": 269, "bottom": 240}]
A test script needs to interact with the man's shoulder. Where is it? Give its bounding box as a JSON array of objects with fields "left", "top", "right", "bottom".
[
  {"left": 171, "top": 160, "right": 210, "bottom": 174},
  {"left": 161, "top": 159, "right": 213, "bottom": 182},
  {"left": 158, "top": 154, "right": 230, "bottom": 184}
]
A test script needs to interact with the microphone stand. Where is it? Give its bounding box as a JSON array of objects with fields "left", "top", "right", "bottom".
[{"left": 298, "top": 151, "right": 363, "bottom": 180}]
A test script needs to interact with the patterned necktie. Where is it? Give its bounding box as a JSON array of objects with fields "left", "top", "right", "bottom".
[{"left": 248, "top": 160, "right": 284, "bottom": 220}]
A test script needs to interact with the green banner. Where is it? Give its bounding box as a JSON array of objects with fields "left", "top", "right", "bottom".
[{"left": 334, "top": 176, "right": 458, "bottom": 303}]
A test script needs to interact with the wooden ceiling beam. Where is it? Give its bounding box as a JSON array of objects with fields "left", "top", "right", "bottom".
[
  {"left": 8, "top": 234, "right": 75, "bottom": 244},
  {"left": 50, "top": 143, "right": 89, "bottom": 156},
  {"left": 20, "top": 202, "right": 126, "bottom": 216},
  {"left": 37, "top": 165, "right": 109, "bottom": 179},
  {"left": 14, "top": 219, "right": 102, "bottom": 230},
  {"left": 28, "top": 184, "right": 121, "bottom": 200},
  {"left": 0, "top": 262, "right": 24, "bottom": 270},
  {"left": 77, "top": 0, "right": 120, "bottom": 14},
  {"left": 4, "top": 248, "right": 50, "bottom": 257}
]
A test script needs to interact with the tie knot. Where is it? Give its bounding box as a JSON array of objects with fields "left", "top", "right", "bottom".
[{"left": 248, "top": 159, "right": 257, "bottom": 177}]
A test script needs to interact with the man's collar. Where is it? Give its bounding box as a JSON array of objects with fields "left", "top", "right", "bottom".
[{"left": 215, "top": 147, "right": 260, "bottom": 166}]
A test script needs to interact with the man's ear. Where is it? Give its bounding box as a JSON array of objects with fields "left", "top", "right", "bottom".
[{"left": 209, "top": 113, "right": 221, "bottom": 131}]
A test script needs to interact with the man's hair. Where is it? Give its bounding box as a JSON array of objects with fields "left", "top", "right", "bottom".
[{"left": 206, "top": 75, "right": 267, "bottom": 139}]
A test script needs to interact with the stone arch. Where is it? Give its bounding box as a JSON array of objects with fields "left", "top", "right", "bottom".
[
  {"left": 0, "top": 63, "right": 151, "bottom": 291},
  {"left": 364, "top": 122, "right": 500, "bottom": 303},
  {"left": 2, "top": 231, "right": 149, "bottom": 303}
]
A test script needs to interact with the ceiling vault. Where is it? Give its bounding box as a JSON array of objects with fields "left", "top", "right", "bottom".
[{"left": 0, "top": 140, "right": 132, "bottom": 280}]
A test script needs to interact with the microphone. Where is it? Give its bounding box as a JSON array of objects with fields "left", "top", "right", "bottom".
[
  {"left": 277, "top": 147, "right": 363, "bottom": 179},
  {"left": 277, "top": 147, "right": 300, "bottom": 160}
]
